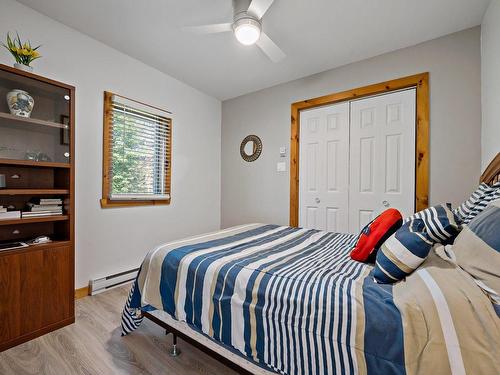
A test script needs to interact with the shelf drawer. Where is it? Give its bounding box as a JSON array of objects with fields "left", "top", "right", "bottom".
[{"left": 0, "top": 244, "right": 73, "bottom": 348}]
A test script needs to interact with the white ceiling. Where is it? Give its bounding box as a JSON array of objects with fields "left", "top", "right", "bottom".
[{"left": 18, "top": 0, "right": 490, "bottom": 100}]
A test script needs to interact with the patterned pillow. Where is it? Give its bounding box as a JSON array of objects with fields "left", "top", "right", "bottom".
[
  {"left": 454, "top": 182, "right": 500, "bottom": 224},
  {"left": 445, "top": 199, "right": 500, "bottom": 316},
  {"left": 454, "top": 183, "right": 490, "bottom": 219},
  {"left": 350, "top": 208, "right": 403, "bottom": 263},
  {"left": 404, "top": 203, "right": 461, "bottom": 244},
  {"left": 374, "top": 219, "right": 434, "bottom": 284}
]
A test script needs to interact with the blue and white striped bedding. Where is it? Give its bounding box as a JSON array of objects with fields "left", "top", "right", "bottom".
[
  {"left": 454, "top": 182, "right": 500, "bottom": 224},
  {"left": 122, "top": 224, "right": 500, "bottom": 375}
]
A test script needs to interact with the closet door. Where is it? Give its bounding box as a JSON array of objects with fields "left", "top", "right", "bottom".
[
  {"left": 349, "top": 89, "right": 416, "bottom": 233},
  {"left": 299, "top": 102, "right": 349, "bottom": 232}
]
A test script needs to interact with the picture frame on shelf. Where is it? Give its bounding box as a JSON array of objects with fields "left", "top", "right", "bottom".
[{"left": 60, "top": 115, "right": 70, "bottom": 145}]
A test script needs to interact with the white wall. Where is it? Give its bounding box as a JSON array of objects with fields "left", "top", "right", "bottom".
[
  {"left": 0, "top": 0, "right": 222, "bottom": 288},
  {"left": 221, "top": 27, "right": 482, "bottom": 228},
  {"left": 481, "top": 0, "right": 500, "bottom": 169}
]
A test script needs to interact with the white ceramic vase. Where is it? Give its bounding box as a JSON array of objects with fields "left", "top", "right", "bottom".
[
  {"left": 6, "top": 89, "right": 35, "bottom": 118},
  {"left": 13, "top": 63, "right": 33, "bottom": 73}
]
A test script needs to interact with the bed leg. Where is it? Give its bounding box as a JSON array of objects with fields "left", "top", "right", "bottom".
[{"left": 168, "top": 333, "right": 181, "bottom": 357}]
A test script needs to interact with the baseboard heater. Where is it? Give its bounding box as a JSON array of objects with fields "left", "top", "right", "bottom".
[{"left": 89, "top": 267, "right": 139, "bottom": 295}]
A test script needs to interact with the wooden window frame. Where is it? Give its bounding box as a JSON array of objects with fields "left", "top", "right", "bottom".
[
  {"left": 100, "top": 91, "right": 172, "bottom": 208},
  {"left": 289, "top": 73, "right": 429, "bottom": 227}
]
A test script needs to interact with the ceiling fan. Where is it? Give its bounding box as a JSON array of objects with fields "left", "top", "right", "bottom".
[{"left": 184, "top": 0, "right": 285, "bottom": 62}]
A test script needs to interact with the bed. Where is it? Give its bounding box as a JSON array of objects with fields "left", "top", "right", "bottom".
[{"left": 121, "top": 154, "right": 500, "bottom": 375}]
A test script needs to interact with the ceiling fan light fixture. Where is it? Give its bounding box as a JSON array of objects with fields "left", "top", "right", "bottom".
[{"left": 233, "top": 18, "right": 261, "bottom": 46}]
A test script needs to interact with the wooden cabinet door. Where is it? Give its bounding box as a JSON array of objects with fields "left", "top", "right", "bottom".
[
  {"left": 0, "top": 252, "right": 23, "bottom": 343},
  {"left": 41, "top": 245, "right": 73, "bottom": 325},
  {"left": 0, "top": 245, "right": 73, "bottom": 349}
]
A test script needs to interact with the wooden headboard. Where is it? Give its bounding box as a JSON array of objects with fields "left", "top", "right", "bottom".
[{"left": 480, "top": 152, "right": 500, "bottom": 185}]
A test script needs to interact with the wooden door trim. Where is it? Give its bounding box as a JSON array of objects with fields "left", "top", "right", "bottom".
[
  {"left": 290, "top": 73, "right": 429, "bottom": 227},
  {"left": 75, "top": 286, "right": 89, "bottom": 299}
]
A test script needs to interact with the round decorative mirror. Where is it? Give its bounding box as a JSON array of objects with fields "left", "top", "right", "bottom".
[{"left": 240, "top": 135, "right": 262, "bottom": 162}]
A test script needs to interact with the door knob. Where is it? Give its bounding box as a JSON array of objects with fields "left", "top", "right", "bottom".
[
  {"left": 315, "top": 198, "right": 321, "bottom": 204},
  {"left": 382, "top": 200, "right": 390, "bottom": 207}
]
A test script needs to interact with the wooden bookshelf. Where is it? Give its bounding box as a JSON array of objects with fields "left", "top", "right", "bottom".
[
  {"left": 0, "top": 240, "right": 71, "bottom": 256},
  {"left": 0, "top": 215, "right": 68, "bottom": 226},
  {"left": 0, "top": 188, "right": 69, "bottom": 195},
  {"left": 0, "top": 158, "right": 70, "bottom": 168},
  {"left": 0, "top": 112, "right": 68, "bottom": 129},
  {"left": 0, "top": 63, "right": 75, "bottom": 351}
]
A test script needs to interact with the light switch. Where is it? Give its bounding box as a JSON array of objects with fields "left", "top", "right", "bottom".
[
  {"left": 279, "top": 146, "right": 287, "bottom": 157},
  {"left": 277, "top": 162, "right": 286, "bottom": 172}
]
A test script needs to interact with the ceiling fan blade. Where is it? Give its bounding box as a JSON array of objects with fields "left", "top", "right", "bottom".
[
  {"left": 247, "top": 0, "right": 275, "bottom": 19},
  {"left": 256, "top": 32, "right": 285, "bottom": 62},
  {"left": 183, "top": 23, "right": 233, "bottom": 34}
]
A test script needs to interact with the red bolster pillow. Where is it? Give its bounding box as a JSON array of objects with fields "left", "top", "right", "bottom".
[{"left": 350, "top": 208, "right": 403, "bottom": 263}]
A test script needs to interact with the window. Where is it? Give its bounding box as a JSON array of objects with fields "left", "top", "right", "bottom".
[{"left": 101, "top": 91, "right": 172, "bottom": 208}]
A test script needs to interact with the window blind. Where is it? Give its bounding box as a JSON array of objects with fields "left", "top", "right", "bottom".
[{"left": 107, "top": 95, "right": 171, "bottom": 201}]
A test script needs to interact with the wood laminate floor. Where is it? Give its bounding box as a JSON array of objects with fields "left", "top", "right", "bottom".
[{"left": 0, "top": 286, "right": 237, "bottom": 375}]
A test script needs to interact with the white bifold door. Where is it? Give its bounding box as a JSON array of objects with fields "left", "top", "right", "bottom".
[
  {"left": 299, "top": 89, "right": 416, "bottom": 234},
  {"left": 299, "top": 102, "right": 350, "bottom": 233}
]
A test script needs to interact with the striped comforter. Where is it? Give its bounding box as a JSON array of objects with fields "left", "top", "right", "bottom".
[{"left": 122, "top": 224, "right": 500, "bottom": 375}]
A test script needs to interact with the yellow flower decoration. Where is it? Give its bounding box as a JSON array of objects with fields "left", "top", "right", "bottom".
[{"left": 3, "top": 32, "right": 41, "bottom": 66}]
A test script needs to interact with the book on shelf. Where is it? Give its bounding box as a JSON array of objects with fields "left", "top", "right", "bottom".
[
  {"left": 25, "top": 198, "right": 63, "bottom": 217},
  {"left": 22, "top": 211, "right": 63, "bottom": 218},
  {"left": 29, "top": 198, "right": 63, "bottom": 205},
  {"left": 23, "top": 208, "right": 63, "bottom": 213},
  {"left": 26, "top": 203, "right": 62, "bottom": 211},
  {"left": 40, "top": 199, "right": 63, "bottom": 204},
  {"left": 0, "top": 211, "right": 21, "bottom": 220}
]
